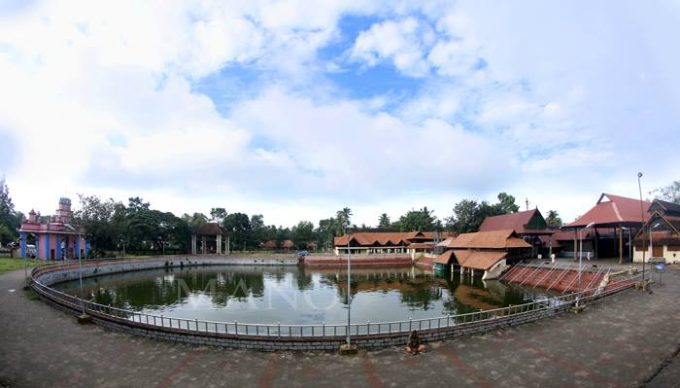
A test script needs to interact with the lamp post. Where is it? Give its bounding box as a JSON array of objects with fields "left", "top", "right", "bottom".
[
  {"left": 637, "top": 172, "right": 647, "bottom": 286},
  {"left": 579, "top": 222, "right": 595, "bottom": 288},
  {"left": 346, "top": 227, "right": 352, "bottom": 346}
]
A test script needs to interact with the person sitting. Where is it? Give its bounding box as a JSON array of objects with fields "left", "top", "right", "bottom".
[{"left": 405, "top": 330, "right": 426, "bottom": 354}]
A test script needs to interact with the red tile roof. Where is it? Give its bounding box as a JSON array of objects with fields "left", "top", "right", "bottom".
[
  {"left": 564, "top": 193, "right": 651, "bottom": 228},
  {"left": 334, "top": 231, "right": 451, "bottom": 247},
  {"left": 453, "top": 250, "right": 507, "bottom": 270},
  {"left": 434, "top": 250, "right": 455, "bottom": 265},
  {"left": 479, "top": 209, "right": 550, "bottom": 235},
  {"left": 437, "top": 230, "right": 532, "bottom": 249}
]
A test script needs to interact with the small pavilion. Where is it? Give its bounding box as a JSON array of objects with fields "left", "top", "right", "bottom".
[
  {"left": 561, "top": 193, "right": 651, "bottom": 262},
  {"left": 191, "top": 223, "right": 229, "bottom": 255}
]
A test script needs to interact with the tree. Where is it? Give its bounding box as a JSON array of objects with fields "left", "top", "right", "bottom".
[
  {"left": 545, "top": 210, "right": 563, "bottom": 228},
  {"left": 0, "top": 178, "right": 20, "bottom": 245},
  {"left": 378, "top": 213, "right": 391, "bottom": 230},
  {"left": 398, "top": 207, "right": 437, "bottom": 231},
  {"left": 336, "top": 207, "right": 352, "bottom": 234},
  {"left": 656, "top": 180, "right": 680, "bottom": 204},
  {"left": 495, "top": 192, "right": 519, "bottom": 214},
  {"left": 292, "top": 221, "right": 314, "bottom": 249},
  {"left": 446, "top": 199, "right": 484, "bottom": 233},
  {"left": 222, "top": 213, "right": 252, "bottom": 251},
  {"left": 182, "top": 212, "right": 208, "bottom": 231},
  {"left": 74, "top": 194, "right": 119, "bottom": 255},
  {"left": 209, "top": 207, "right": 228, "bottom": 223}
]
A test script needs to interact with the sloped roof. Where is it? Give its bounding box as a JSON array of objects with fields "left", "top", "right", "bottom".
[
  {"left": 282, "top": 239, "right": 296, "bottom": 248},
  {"left": 334, "top": 231, "right": 423, "bottom": 247},
  {"left": 479, "top": 209, "right": 551, "bottom": 235},
  {"left": 453, "top": 250, "right": 507, "bottom": 270},
  {"left": 649, "top": 199, "right": 680, "bottom": 217},
  {"left": 407, "top": 242, "right": 435, "bottom": 249},
  {"left": 564, "top": 193, "right": 651, "bottom": 229},
  {"left": 195, "top": 223, "right": 226, "bottom": 236},
  {"left": 438, "top": 230, "right": 531, "bottom": 249},
  {"left": 434, "top": 250, "right": 455, "bottom": 265}
]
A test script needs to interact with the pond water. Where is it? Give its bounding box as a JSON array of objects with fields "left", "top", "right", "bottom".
[{"left": 54, "top": 265, "right": 540, "bottom": 325}]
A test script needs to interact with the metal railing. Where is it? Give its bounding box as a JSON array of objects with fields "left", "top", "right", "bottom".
[{"left": 29, "top": 266, "right": 642, "bottom": 340}]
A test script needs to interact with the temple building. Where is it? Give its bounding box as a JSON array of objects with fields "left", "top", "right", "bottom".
[
  {"left": 333, "top": 231, "right": 454, "bottom": 256},
  {"left": 435, "top": 230, "right": 532, "bottom": 280},
  {"left": 19, "top": 198, "right": 88, "bottom": 260},
  {"left": 633, "top": 199, "right": 680, "bottom": 264},
  {"left": 561, "top": 193, "right": 650, "bottom": 262},
  {"left": 479, "top": 208, "right": 553, "bottom": 257}
]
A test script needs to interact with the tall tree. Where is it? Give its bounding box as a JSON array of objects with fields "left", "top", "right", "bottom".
[
  {"left": 656, "top": 180, "right": 680, "bottom": 204},
  {"left": 495, "top": 192, "right": 520, "bottom": 213},
  {"left": 209, "top": 207, "right": 228, "bottom": 223},
  {"left": 222, "top": 212, "right": 252, "bottom": 251},
  {"left": 0, "top": 178, "right": 19, "bottom": 245},
  {"left": 545, "top": 210, "right": 563, "bottom": 228},
  {"left": 335, "top": 207, "right": 352, "bottom": 235},
  {"left": 74, "top": 194, "right": 118, "bottom": 255},
  {"left": 291, "top": 221, "right": 314, "bottom": 249},
  {"left": 378, "top": 213, "right": 391, "bottom": 230},
  {"left": 398, "top": 207, "right": 437, "bottom": 231}
]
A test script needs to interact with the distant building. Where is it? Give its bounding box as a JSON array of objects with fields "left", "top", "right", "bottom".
[
  {"left": 333, "top": 231, "right": 455, "bottom": 256},
  {"left": 633, "top": 199, "right": 680, "bottom": 264},
  {"left": 479, "top": 209, "right": 553, "bottom": 257},
  {"left": 19, "top": 198, "right": 88, "bottom": 260}
]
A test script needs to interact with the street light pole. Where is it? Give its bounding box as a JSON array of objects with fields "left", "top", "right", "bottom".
[
  {"left": 346, "top": 227, "right": 352, "bottom": 346},
  {"left": 637, "top": 172, "right": 647, "bottom": 286}
]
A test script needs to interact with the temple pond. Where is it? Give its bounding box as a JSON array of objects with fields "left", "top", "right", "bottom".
[{"left": 54, "top": 265, "right": 546, "bottom": 324}]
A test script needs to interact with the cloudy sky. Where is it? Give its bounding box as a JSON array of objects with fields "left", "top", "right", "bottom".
[{"left": 1, "top": 1, "right": 679, "bottom": 227}]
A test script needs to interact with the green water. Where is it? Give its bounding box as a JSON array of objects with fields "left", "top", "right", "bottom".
[{"left": 54, "top": 265, "right": 535, "bottom": 324}]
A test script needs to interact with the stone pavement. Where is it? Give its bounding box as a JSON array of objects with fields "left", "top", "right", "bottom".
[{"left": 1, "top": 266, "right": 679, "bottom": 388}]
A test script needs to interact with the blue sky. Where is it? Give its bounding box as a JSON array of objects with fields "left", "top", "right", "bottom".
[{"left": 1, "top": 1, "right": 679, "bottom": 227}]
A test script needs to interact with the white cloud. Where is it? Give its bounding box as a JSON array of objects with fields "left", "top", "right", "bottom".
[{"left": 349, "top": 18, "right": 434, "bottom": 77}]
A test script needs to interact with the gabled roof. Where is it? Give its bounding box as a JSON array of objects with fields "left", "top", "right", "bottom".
[
  {"left": 434, "top": 250, "right": 455, "bottom": 265},
  {"left": 648, "top": 199, "right": 680, "bottom": 217},
  {"left": 453, "top": 250, "right": 507, "bottom": 270},
  {"left": 334, "top": 231, "right": 426, "bottom": 247},
  {"left": 564, "top": 193, "right": 651, "bottom": 229},
  {"left": 437, "top": 230, "right": 532, "bottom": 249},
  {"left": 479, "top": 209, "right": 551, "bottom": 235}
]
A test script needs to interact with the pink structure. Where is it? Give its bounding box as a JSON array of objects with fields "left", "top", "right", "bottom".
[{"left": 19, "top": 198, "right": 88, "bottom": 261}]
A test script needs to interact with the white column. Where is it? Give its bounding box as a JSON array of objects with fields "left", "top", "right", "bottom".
[{"left": 216, "top": 235, "right": 222, "bottom": 254}]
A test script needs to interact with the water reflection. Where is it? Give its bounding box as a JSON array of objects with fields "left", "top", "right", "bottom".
[{"left": 54, "top": 265, "right": 535, "bottom": 324}]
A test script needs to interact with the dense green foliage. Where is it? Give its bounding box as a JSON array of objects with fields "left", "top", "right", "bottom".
[
  {"left": 445, "top": 192, "right": 520, "bottom": 233},
  {"left": 0, "top": 178, "right": 22, "bottom": 246}
]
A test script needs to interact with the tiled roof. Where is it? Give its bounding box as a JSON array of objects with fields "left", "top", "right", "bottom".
[
  {"left": 438, "top": 230, "right": 532, "bottom": 249},
  {"left": 434, "top": 250, "right": 455, "bottom": 265},
  {"left": 453, "top": 250, "right": 507, "bottom": 270},
  {"left": 282, "top": 239, "right": 296, "bottom": 248},
  {"left": 334, "top": 231, "right": 434, "bottom": 247},
  {"left": 564, "top": 193, "right": 651, "bottom": 228},
  {"left": 479, "top": 209, "right": 550, "bottom": 234},
  {"left": 406, "top": 242, "right": 435, "bottom": 249}
]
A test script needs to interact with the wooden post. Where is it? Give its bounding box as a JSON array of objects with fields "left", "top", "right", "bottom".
[
  {"left": 618, "top": 227, "right": 623, "bottom": 264},
  {"left": 573, "top": 230, "right": 578, "bottom": 262}
]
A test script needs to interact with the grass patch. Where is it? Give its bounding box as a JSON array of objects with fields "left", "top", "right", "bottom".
[{"left": 0, "top": 258, "right": 45, "bottom": 274}]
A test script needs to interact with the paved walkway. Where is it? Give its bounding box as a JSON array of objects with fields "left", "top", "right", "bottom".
[{"left": 1, "top": 266, "right": 679, "bottom": 387}]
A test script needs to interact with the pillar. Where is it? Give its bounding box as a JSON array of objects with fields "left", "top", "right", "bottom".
[
  {"left": 618, "top": 227, "right": 623, "bottom": 264},
  {"left": 216, "top": 234, "right": 222, "bottom": 254},
  {"left": 573, "top": 230, "right": 577, "bottom": 261},
  {"left": 45, "top": 233, "right": 51, "bottom": 260},
  {"left": 226, "top": 236, "right": 230, "bottom": 255},
  {"left": 191, "top": 235, "right": 197, "bottom": 255},
  {"left": 201, "top": 236, "right": 206, "bottom": 254},
  {"left": 75, "top": 237, "right": 81, "bottom": 259}
]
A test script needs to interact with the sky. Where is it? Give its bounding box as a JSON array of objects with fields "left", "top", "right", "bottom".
[{"left": 1, "top": 0, "right": 679, "bottom": 228}]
